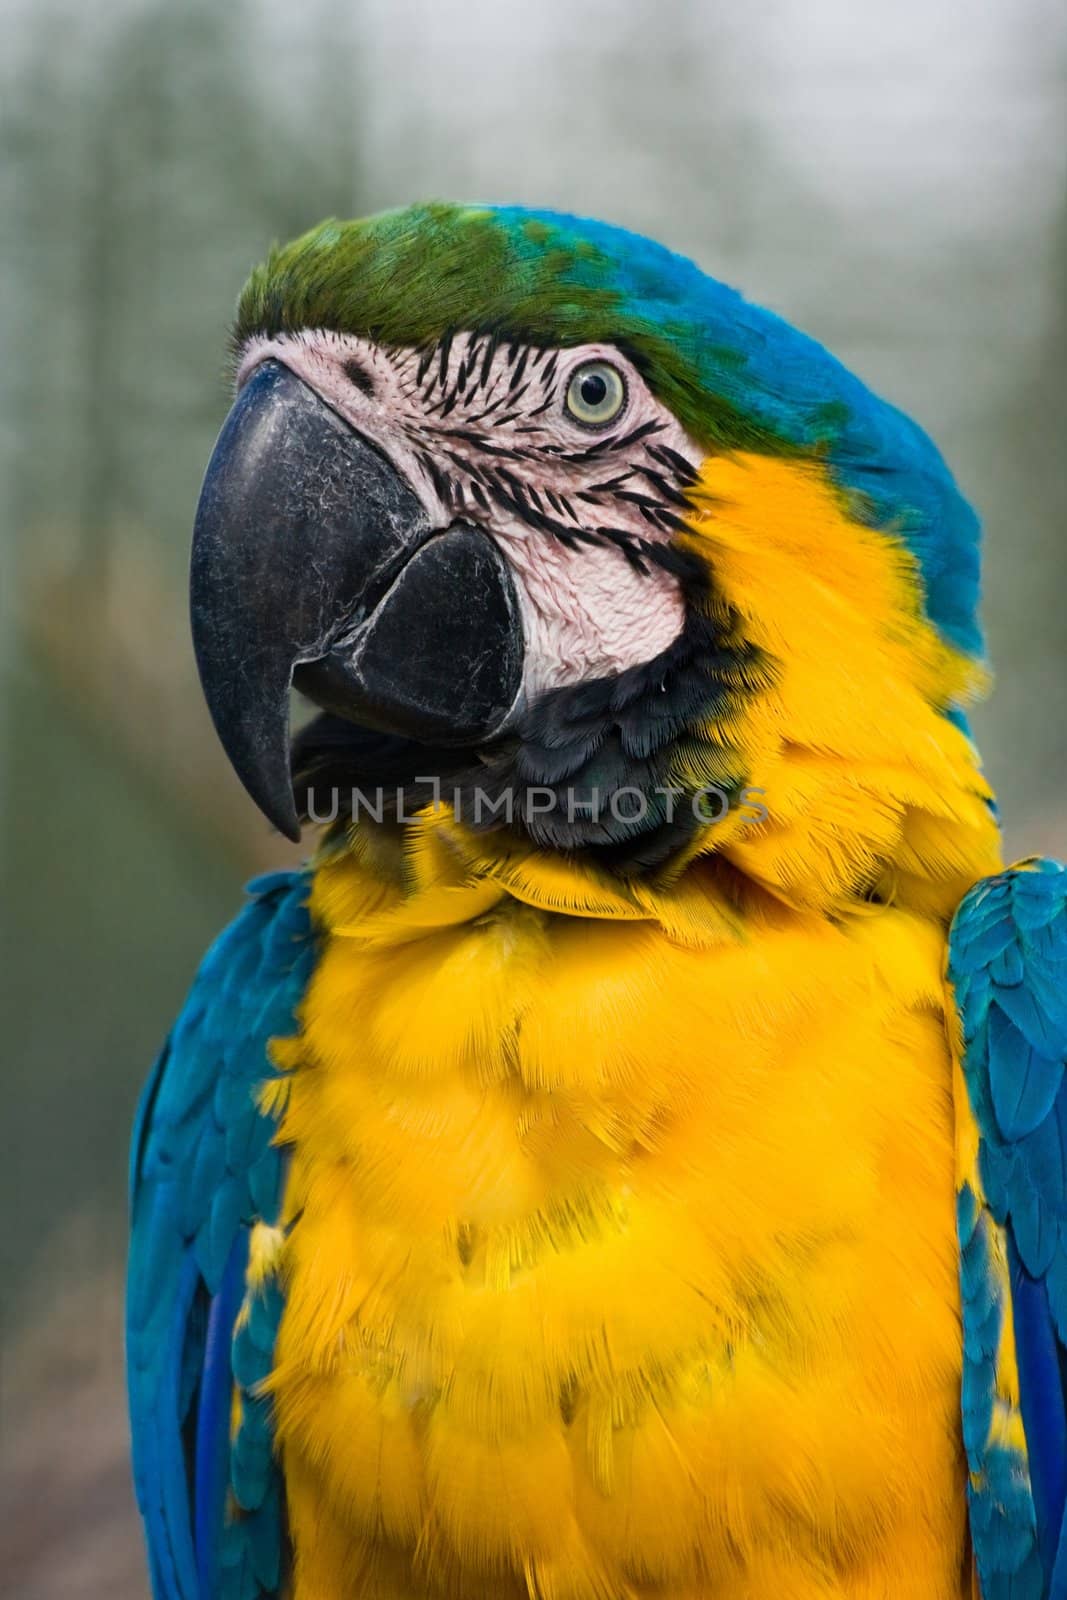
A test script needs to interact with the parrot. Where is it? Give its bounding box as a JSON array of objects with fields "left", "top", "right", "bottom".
[{"left": 126, "top": 202, "right": 1067, "bottom": 1600}]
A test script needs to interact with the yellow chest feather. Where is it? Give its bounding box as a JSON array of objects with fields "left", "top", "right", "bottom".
[{"left": 266, "top": 845, "right": 971, "bottom": 1600}]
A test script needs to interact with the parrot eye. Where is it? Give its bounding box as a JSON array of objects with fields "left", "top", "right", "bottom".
[{"left": 564, "top": 360, "right": 627, "bottom": 429}]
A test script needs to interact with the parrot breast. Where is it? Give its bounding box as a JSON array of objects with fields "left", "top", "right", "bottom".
[{"left": 265, "top": 835, "right": 976, "bottom": 1599}]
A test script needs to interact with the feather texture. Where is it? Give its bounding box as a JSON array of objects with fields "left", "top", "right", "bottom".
[
  {"left": 949, "top": 859, "right": 1067, "bottom": 1598},
  {"left": 261, "top": 832, "right": 983, "bottom": 1597},
  {"left": 127, "top": 872, "right": 317, "bottom": 1599}
]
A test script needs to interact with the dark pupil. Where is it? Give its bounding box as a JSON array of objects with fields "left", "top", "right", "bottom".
[{"left": 579, "top": 371, "right": 608, "bottom": 407}]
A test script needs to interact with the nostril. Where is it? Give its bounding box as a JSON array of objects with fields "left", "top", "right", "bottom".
[{"left": 342, "top": 357, "right": 375, "bottom": 398}]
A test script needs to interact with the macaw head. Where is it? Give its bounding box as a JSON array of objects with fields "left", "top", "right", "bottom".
[{"left": 194, "top": 203, "right": 998, "bottom": 906}]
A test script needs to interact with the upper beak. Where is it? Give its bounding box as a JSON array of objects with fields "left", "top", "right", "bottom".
[{"left": 190, "top": 360, "right": 524, "bottom": 839}]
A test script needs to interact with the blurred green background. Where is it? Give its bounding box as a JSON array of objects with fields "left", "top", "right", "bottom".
[{"left": 2, "top": 1, "right": 1065, "bottom": 1593}]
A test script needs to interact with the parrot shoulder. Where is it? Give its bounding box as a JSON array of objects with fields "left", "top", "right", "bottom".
[
  {"left": 127, "top": 869, "right": 316, "bottom": 1600},
  {"left": 949, "top": 857, "right": 1067, "bottom": 1600}
]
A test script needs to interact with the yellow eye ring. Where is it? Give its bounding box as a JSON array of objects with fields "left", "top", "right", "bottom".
[{"left": 564, "top": 360, "right": 627, "bottom": 429}]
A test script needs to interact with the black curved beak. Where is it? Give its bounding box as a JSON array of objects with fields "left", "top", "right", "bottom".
[{"left": 190, "top": 360, "right": 524, "bottom": 839}]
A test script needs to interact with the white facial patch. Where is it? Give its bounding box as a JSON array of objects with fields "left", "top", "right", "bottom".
[{"left": 236, "top": 329, "right": 703, "bottom": 705}]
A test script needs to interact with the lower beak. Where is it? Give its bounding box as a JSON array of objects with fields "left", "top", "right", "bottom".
[{"left": 190, "top": 360, "right": 524, "bottom": 839}]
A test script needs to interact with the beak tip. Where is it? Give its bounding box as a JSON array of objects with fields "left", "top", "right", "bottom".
[{"left": 249, "top": 776, "right": 303, "bottom": 844}]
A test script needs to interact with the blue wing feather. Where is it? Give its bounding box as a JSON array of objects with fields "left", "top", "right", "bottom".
[
  {"left": 950, "top": 859, "right": 1067, "bottom": 1598},
  {"left": 195, "top": 1233, "right": 250, "bottom": 1597},
  {"left": 126, "top": 871, "right": 315, "bottom": 1600}
]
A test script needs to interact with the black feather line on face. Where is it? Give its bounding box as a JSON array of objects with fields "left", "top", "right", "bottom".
[
  {"left": 425, "top": 423, "right": 705, "bottom": 580},
  {"left": 647, "top": 442, "right": 698, "bottom": 483},
  {"left": 478, "top": 334, "right": 498, "bottom": 391},
  {"left": 355, "top": 342, "right": 724, "bottom": 785},
  {"left": 291, "top": 572, "right": 770, "bottom": 876},
  {"left": 436, "top": 331, "right": 453, "bottom": 391},
  {"left": 476, "top": 473, "right": 687, "bottom": 576}
]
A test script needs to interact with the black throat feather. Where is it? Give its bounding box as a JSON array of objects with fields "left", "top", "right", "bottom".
[{"left": 291, "top": 563, "right": 770, "bottom": 876}]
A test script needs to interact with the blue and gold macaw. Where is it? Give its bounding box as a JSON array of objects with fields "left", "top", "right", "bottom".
[{"left": 127, "top": 204, "right": 1067, "bottom": 1599}]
